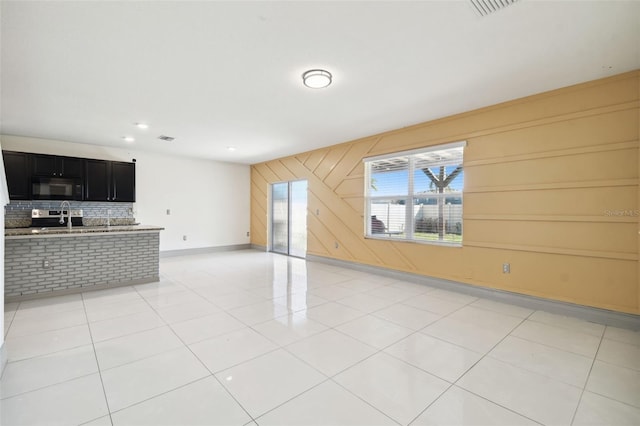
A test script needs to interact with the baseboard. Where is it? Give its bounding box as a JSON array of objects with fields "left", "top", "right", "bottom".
[
  {"left": 160, "top": 244, "right": 252, "bottom": 258},
  {"left": 1, "top": 342, "right": 8, "bottom": 378},
  {"left": 251, "top": 244, "right": 267, "bottom": 251},
  {"left": 5, "top": 277, "right": 159, "bottom": 303},
  {"left": 306, "top": 254, "right": 640, "bottom": 331}
]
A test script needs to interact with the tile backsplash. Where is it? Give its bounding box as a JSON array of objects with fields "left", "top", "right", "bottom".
[{"left": 5, "top": 201, "right": 135, "bottom": 228}]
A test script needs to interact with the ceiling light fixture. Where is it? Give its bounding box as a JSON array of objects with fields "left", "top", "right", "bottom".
[
  {"left": 122, "top": 136, "right": 135, "bottom": 143},
  {"left": 227, "top": 146, "right": 237, "bottom": 151},
  {"left": 135, "top": 123, "right": 149, "bottom": 129},
  {"left": 302, "top": 69, "right": 332, "bottom": 89}
]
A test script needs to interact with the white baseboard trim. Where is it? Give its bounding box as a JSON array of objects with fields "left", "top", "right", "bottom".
[
  {"left": 306, "top": 254, "right": 640, "bottom": 330},
  {"left": 160, "top": 244, "right": 252, "bottom": 258}
]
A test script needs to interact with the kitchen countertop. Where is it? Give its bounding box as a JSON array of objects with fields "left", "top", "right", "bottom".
[{"left": 5, "top": 224, "right": 165, "bottom": 239}]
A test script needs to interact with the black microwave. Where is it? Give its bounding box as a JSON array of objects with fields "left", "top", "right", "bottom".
[{"left": 31, "top": 177, "right": 83, "bottom": 200}]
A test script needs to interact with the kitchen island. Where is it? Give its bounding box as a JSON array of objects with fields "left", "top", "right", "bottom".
[{"left": 4, "top": 225, "right": 164, "bottom": 301}]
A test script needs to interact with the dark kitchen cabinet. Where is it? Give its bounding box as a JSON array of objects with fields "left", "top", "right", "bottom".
[
  {"left": 111, "top": 161, "right": 135, "bottom": 202},
  {"left": 2, "top": 151, "right": 31, "bottom": 200},
  {"left": 32, "top": 154, "right": 83, "bottom": 178},
  {"left": 84, "top": 159, "right": 110, "bottom": 201},
  {"left": 85, "top": 159, "right": 135, "bottom": 202}
]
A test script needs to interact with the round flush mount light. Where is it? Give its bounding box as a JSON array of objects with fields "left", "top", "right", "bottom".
[
  {"left": 302, "top": 69, "right": 332, "bottom": 89},
  {"left": 227, "top": 146, "right": 237, "bottom": 152},
  {"left": 122, "top": 136, "right": 135, "bottom": 143},
  {"left": 135, "top": 123, "right": 149, "bottom": 129}
]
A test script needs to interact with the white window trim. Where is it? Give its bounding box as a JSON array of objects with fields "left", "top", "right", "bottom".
[
  {"left": 362, "top": 141, "right": 467, "bottom": 163},
  {"left": 364, "top": 141, "right": 466, "bottom": 247}
]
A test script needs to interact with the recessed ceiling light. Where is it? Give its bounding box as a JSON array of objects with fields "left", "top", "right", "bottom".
[
  {"left": 227, "top": 146, "right": 237, "bottom": 151},
  {"left": 302, "top": 69, "right": 332, "bottom": 89},
  {"left": 135, "top": 123, "right": 149, "bottom": 129},
  {"left": 122, "top": 136, "right": 135, "bottom": 143}
]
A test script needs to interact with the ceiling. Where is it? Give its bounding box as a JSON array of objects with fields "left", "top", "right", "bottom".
[{"left": 1, "top": 1, "right": 639, "bottom": 165}]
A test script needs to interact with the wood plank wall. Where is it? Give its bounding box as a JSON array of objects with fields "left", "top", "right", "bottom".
[{"left": 251, "top": 71, "right": 640, "bottom": 315}]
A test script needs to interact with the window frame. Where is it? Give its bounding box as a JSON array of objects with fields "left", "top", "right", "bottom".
[{"left": 363, "top": 141, "right": 466, "bottom": 246}]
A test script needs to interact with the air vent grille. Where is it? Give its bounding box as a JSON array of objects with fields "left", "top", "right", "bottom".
[
  {"left": 157, "top": 135, "right": 175, "bottom": 142},
  {"left": 470, "top": 0, "right": 519, "bottom": 16}
]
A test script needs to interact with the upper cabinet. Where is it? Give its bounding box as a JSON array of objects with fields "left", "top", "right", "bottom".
[
  {"left": 84, "top": 159, "right": 110, "bottom": 201},
  {"left": 32, "top": 154, "right": 83, "bottom": 178},
  {"left": 111, "top": 161, "right": 135, "bottom": 202},
  {"left": 3, "top": 151, "right": 31, "bottom": 200},
  {"left": 85, "top": 159, "right": 135, "bottom": 202},
  {"left": 2, "top": 151, "right": 135, "bottom": 202}
]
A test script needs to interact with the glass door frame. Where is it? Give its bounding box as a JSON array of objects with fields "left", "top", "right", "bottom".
[{"left": 268, "top": 179, "right": 307, "bottom": 258}]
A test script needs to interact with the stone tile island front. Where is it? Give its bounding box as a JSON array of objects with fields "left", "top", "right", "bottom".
[{"left": 4, "top": 225, "right": 164, "bottom": 302}]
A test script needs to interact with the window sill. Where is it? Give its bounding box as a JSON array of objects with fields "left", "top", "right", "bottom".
[{"left": 365, "top": 234, "right": 462, "bottom": 248}]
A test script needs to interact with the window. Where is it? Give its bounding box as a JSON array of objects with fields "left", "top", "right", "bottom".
[{"left": 364, "top": 141, "right": 465, "bottom": 245}]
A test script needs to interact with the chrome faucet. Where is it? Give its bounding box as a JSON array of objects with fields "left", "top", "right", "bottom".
[{"left": 59, "top": 200, "right": 72, "bottom": 230}]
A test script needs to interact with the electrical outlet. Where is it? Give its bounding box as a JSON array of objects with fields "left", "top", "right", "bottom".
[
  {"left": 43, "top": 259, "right": 50, "bottom": 269},
  {"left": 183, "top": 235, "right": 187, "bottom": 241},
  {"left": 246, "top": 231, "right": 250, "bottom": 237},
  {"left": 503, "top": 263, "right": 510, "bottom": 274},
  {"left": 166, "top": 209, "right": 171, "bottom": 215}
]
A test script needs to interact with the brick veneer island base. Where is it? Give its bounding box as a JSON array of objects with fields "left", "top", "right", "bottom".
[{"left": 4, "top": 225, "right": 163, "bottom": 302}]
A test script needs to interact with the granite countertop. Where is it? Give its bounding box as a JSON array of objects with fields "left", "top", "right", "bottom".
[{"left": 5, "top": 224, "right": 165, "bottom": 238}]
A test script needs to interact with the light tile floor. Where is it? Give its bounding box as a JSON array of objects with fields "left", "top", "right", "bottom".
[{"left": 1, "top": 250, "right": 640, "bottom": 425}]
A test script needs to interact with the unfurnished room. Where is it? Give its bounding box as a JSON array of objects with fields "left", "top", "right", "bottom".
[{"left": 0, "top": 1, "right": 639, "bottom": 425}]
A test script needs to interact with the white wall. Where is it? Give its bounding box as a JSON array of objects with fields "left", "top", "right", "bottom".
[
  {"left": 0, "top": 141, "right": 10, "bottom": 360},
  {"left": 1, "top": 135, "right": 251, "bottom": 251}
]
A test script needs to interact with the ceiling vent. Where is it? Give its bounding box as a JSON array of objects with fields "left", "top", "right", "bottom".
[
  {"left": 157, "top": 135, "right": 175, "bottom": 142},
  {"left": 469, "top": 0, "right": 519, "bottom": 17}
]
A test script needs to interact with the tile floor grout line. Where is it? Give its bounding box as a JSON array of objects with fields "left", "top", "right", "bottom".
[
  {"left": 408, "top": 311, "right": 540, "bottom": 426},
  {"left": 1, "top": 337, "right": 92, "bottom": 364},
  {"left": 406, "top": 381, "right": 456, "bottom": 426},
  {"left": 462, "top": 301, "right": 535, "bottom": 319},
  {"left": 137, "top": 274, "right": 260, "bottom": 408},
  {"left": 0, "top": 370, "right": 99, "bottom": 402},
  {"left": 244, "top": 292, "right": 409, "bottom": 423},
  {"left": 105, "top": 375, "right": 214, "bottom": 418},
  {"left": 248, "top": 378, "right": 339, "bottom": 425},
  {"left": 319, "top": 290, "right": 490, "bottom": 361},
  {"left": 575, "top": 387, "right": 640, "bottom": 411},
  {"left": 524, "top": 318, "right": 606, "bottom": 338},
  {"left": 1, "top": 302, "right": 20, "bottom": 380},
  {"left": 498, "top": 331, "right": 599, "bottom": 358},
  {"left": 423, "top": 384, "right": 546, "bottom": 426},
  {"left": 278, "top": 320, "right": 442, "bottom": 425},
  {"left": 4, "top": 316, "right": 93, "bottom": 340},
  {"left": 508, "top": 328, "right": 601, "bottom": 359},
  {"left": 80, "top": 291, "right": 115, "bottom": 426},
  {"left": 569, "top": 324, "right": 606, "bottom": 425},
  {"left": 324, "top": 377, "right": 404, "bottom": 426},
  {"left": 159, "top": 301, "right": 261, "bottom": 425},
  {"left": 587, "top": 356, "right": 640, "bottom": 372},
  {"left": 280, "top": 328, "right": 378, "bottom": 379},
  {"left": 3, "top": 251, "right": 638, "bottom": 425},
  {"left": 96, "top": 342, "right": 187, "bottom": 373}
]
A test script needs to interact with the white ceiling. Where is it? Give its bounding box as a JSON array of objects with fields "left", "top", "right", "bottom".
[{"left": 1, "top": 1, "right": 639, "bottom": 165}]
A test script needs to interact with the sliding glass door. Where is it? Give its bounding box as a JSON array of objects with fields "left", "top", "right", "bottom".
[{"left": 270, "top": 180, "right": 307, "bottom": 258}]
